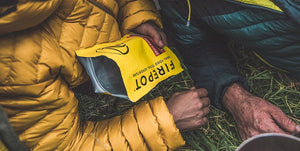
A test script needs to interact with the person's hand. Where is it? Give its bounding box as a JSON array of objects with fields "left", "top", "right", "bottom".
[
  {"left": 133, "top": 21, "right": 167, "bottom": 48},
  {"left": 223, "top": 83, "right": 298, "bottom": 140},
  {"left": 167, "top": 88, "right": 210, "bottom": 131}
]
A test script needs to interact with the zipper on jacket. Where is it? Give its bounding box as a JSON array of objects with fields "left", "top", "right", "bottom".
[
  {"left": 156, "top": 0, "right": 191, "bottom": 26},
  {"left": 186, "top": 0, "right": 191, "bottom": 26}
]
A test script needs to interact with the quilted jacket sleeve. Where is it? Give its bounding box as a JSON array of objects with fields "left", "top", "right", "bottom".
[
  {"left": 158, "top": 0, "right": 249, "bottom": 109},
  {"left": 116, "top": 0, "right": 163, "bottom": 34},
  {"left": 69, "top": 97, "right": 185, "bottom": 151},
  {"left": 0, "top": 0, "right": 62, "bottom": 35},
  {"left": 0, "top": 1, "right": 184, "bottom": 150}
]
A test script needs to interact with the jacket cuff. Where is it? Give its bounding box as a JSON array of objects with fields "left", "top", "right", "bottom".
[
  {"left": 132, "top": 97, "right": 185, "bottom": 150},
  {"left": 70, "top": 97, "right": 185, "bottom": 150},
  {"left": 214, "top": 72, "right": 249, "bottom": 109},
  {"left": 148, "top": 97, "right": 185, "bottom": 150}
]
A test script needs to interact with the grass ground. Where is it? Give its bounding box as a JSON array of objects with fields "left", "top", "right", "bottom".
[{"left": 75, "top": 43, "right": 300, "bottom": 151}]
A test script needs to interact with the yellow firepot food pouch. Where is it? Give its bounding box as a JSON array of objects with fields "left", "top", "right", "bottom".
[{"left": 76, "top": 34, "right": 183, "bottom": 102}]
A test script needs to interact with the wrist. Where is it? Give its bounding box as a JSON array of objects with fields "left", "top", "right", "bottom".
[
  {"left": 222, "top": 83, "right": 251, "bottom": 113},
  {"left": 166, "top": 101, "right": 179, "bottom": 123}
]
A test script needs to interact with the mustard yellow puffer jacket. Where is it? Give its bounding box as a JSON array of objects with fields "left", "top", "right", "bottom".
[{"left": 0, "top": 0, "right": 185, "bottom": 150}]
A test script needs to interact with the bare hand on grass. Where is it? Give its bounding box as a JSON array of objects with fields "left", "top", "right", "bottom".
[
  {"left": 223, "top": 83, "right": 298, "bottom": 140},
  {"left": 167, "top": 88, "right": 210, "bottom": 131}
]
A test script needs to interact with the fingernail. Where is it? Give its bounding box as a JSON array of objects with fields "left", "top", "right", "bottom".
[
  {"left": 190, "top": 87, "right": 196, "bottom": 90},
  {"left": 296, "top": 125, "right": 300, "bottom": 132},
  {"left": 293, "top": 125, "right": 300, "bottom": 137},
  {"left": 159, "top": 41, "right": 163, "bottom": 47}
]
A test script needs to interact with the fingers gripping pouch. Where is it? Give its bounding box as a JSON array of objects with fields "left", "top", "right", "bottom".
[{"left": 76, "top": 34, "right": 183, "bottom": 102}]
